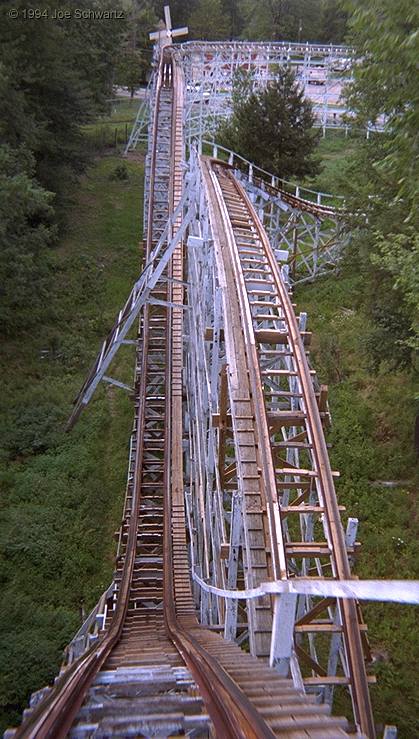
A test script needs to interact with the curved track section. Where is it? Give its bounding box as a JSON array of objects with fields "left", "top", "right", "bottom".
[
  {"left": 198, "top": 158, "right": 374, "bottom": 738},
  {"left": 8, "top": 47, "right": 357, "bottom": 739}
]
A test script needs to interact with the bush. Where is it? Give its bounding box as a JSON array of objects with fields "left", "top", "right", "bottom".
[{"left": 108, "top": 163, "right": 129, "bottom": 181}]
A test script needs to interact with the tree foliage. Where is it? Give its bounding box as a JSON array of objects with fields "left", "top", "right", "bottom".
[
  {"left": 1, "top": 1, "right": 125, "bottom": 197},
  {"left": 218, "top": 68, "right": 320, "bottom": 179},
  {"left": 241, "top": 0, "right": 322, "bottom": 42},
  {"left": 117, "top": 0, "right": 158, "bottom": 88},
  {"left": 318, "top": 0, "right": 348, "bottom": 43},
  {"left": 0, "top": 146, "right": 56, "bottom": 334},
  {"left": 115, "top": 49, "right": 145, "bottom": 97},
  {"left": 189, "top": 0, "right": 229, "bottom": 40},
  {"left": 0, "top": 1, "right": 126, "bottom": 333},
  {"left": 341, "top": 0, "right": 419, "bottom": 354},
  {"left": 146, "top": 0, "right": 347, "bottom": 43}
]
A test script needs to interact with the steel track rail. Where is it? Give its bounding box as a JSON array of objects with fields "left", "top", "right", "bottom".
[{"left": 206, "top": 159, "right": 375, "bottom": 738}]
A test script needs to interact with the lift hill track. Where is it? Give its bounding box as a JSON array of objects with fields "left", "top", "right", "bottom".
[{"left": 8, "top": 37, "right": 404, "bottom": 739}]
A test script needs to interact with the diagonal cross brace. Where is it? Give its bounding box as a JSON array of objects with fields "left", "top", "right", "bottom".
[{"left": 66, "top": 182, "right": 194, "bottom": 430}]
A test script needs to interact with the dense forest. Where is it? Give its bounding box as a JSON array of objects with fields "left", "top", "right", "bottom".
[
  {"left": 0, "top": 0, "right": 417, "bottom": 734},
  {"left": 0, "top": 0, "right": 349, "bottom": 335}
]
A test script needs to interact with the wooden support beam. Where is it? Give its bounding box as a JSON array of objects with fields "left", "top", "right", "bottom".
[
  {"left": 276, "top": 467, "right": 340, "bottom": 479},
  {"left": 296, "top": 598, "right": 335, "bottom": 626},
  {"left": 295, "top": 644, "right": 328, "bottom": 677},
  {"left": 285, "top": 489, "right": 311, "bottom": 507},
  {"left": 212, "top": 412, "right": 232, "bottom": 427},
  {"left": 281, "top": 504, "right": 346, "bottom": 518},
  {"left": 276, "top": 480, "right": 312, "bottom": 491},
  {"left": 317, "top": 384, "right": 331, "bottom": 428},
  {"left": 218, "top": 364, "right": 228, "bottom": 490},
  {"left": 296, "top": 623, "right": 367, "bottom": 634},
  {"left": 224, "top": 463, "right": 237, "bottom": 483},
  {"left": 255, "top": 329, "right": 312, "bottom": 346},
  {"left": 304, "top": 676, "right": 377, "bottom": 686},
  {"left": 286, "top": 542, "right": 358, "bottom": 557},
  {"left": 267, "top": 411, "right": 306, "bottom": 429},
  {"left": 286, "top": 543, "right": 332, "bottom": 557},
  {"left": 283, "top": 431, "right": 308, "bottom": 444},
  {"left": 205, "top": 327, "right": 225, "bottom": 342},
  {"left": 220, "top": 542, "right": 230, "bottom": 559},
  {"left": 268, "top": 411, "right": 328, "bottom": 430}
]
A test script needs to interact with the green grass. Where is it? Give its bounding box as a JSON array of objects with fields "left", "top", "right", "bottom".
[
  {"left": 104, "top": 97, "right": 142, "bottom": 123},
  {"left": 296, "top": 272, "right": 419, "bottom": 737},
  {"left": 305, "top": 129, "right": 361, "bottom": 195},
  {"left": 297, "top": 133, "right": 419, "bottom": 734},
  {"left": 84, "top": 96, "right": 142, "bottom": 150},
  {"left": 0, "top": 154, "right": 144, "bottom": 733},
  {"left": 1, "top": 127, "right": 416, "bottom": 736}
]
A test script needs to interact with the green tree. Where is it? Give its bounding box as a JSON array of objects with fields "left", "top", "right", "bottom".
[
  {"left": 0, "top": 0, "right": 126, "bottom": 335},
  {"left": 218, "top": 67, "right": 320, "bottom": 179},
  {"left": 0, "top": 1, "right": 125, "bottom": 202},
  {"left": 149, "top": 0, "right": 196, "bottom": 29},
  {"left": 341, "top": 0, "right": 419, "bottom": 353},
  {"left": 125, "top": 0, "right": 157, "bottom": 65},
  {"left": 221, "top": 0, "right": 244, "bottom": 37},
  {"left": 189, "top": 0, "right": 229, "bottom": 40},
  {"left": 241, "top": 0, "right": 322, "bottom": 42},
  {"left": 116, "top": 49, "right": 145, "bottom": 97},
  {"left": 0, "top": 145, "right": 56, "bottom": 334},
  {"left": 319, "top": 0, "right": 348, "bottom": 43}
]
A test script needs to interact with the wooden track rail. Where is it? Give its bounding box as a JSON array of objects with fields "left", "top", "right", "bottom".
[
  {"left": 201, "top": 158, "right": 375, "bottom": 738},
  {"left": 9, "top": 46, "right": 373, "bottom": 739}
]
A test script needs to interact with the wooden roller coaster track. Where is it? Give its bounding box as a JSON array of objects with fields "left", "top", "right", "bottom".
[{"left": 9, "top": 44, "right": 377, "bottom": 739}]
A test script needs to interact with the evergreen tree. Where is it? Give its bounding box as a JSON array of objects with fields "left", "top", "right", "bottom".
[
  {"left": 115, "top": 1, "right": 157, "bottom": 91},
  {"left": 125, "top": 0, "right": 158, "bottom": 60},
  {"left": 218, "top": 67, "right": 320, "bottom": 179}
]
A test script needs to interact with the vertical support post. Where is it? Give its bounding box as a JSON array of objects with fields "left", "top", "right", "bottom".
[
  {"left": 346, "top": 517, "right": 358, "bottom": 568},
  {"left": 325, "top": 517, "right": 359, "bottom": 705},
  {"left": 292, "top": 221, "right": 298, "bottom": 279},
  {"left": 269, "top": 593, "right": 298, "bottom": 676},
  {"left": 218, "top": 364, "right": 228, "bottom": 490},
  {"left": 299, "top": 312, "right": 307, "bottom": 333},
  {"left": 224, "top": 494, "right": 242, "bottom": 641}
]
